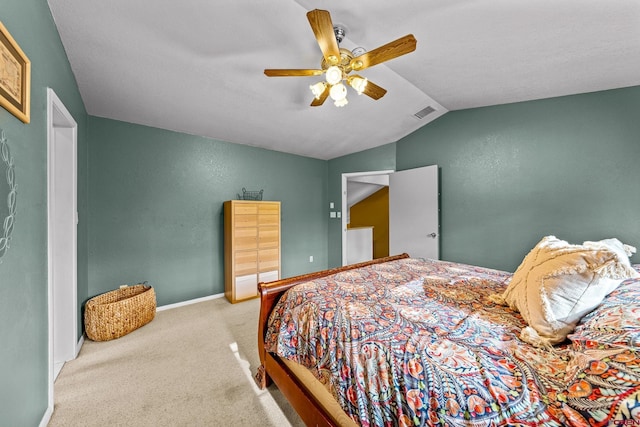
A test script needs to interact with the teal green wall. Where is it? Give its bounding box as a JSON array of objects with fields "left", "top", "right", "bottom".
[
  {"left": 327, "top": 144, "right": 396, "bottom": 267},
  {"left": 3, "top": 1, "right": 640, "bottom": 425},
  {"left": 0, "top": 1, "right": 89, "bottom": 425},
  {"left": 395, "top": 87, "right": 640, "bottom": 271},
  {"left": 88, "top": 117, "right": 328, "bottom": 306}
]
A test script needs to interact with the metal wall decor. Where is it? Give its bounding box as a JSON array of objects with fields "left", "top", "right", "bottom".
[{"left": 0, "top": 130, "right": 16, "bottom": 260}]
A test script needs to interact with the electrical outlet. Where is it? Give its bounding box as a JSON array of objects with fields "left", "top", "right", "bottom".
[
  {"left": 330, "top": 211, "right": 336, "bottom": 218},
  {"left": 309, "top": 255, "right": 314, "bottom": 262}
]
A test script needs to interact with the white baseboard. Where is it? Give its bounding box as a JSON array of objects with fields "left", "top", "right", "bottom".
[
  {"left": 76, "top": 335, "right": 84, "bottom": 357},
  {"left": 39, "top": 406, "right": 53, "bottom": 427},
  {"left": 156, "top": 292, "right": 224, "bottom": 312},
  {"left": 42, "top": 333, "right": 86, "bottom": 427}
]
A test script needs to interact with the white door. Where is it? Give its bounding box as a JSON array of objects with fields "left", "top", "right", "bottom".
[
  {"left": 47, "top": 88, "right": 78, "bottom": 395},
  {"left": 389, "top": 165, "right": 439, "bottom": 259},
  {"left": 51, "top": 127, "right": 76, "bottom": 370}
]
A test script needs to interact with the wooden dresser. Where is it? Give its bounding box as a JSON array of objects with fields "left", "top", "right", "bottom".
[{"left": 223, "top": 200, "right": 281, "bottom": 303}]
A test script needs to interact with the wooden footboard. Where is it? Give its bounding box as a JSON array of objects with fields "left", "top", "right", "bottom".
[{"left": 255, "top": 253, "right": 409, "bottom": 426}]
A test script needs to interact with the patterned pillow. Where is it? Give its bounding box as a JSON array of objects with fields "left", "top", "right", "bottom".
[
  {"left": 499, "top": 236, "right": 639, "bottom": 347},
  {"left": 570, "top": 273, "right": 640, "bottom": 349}
]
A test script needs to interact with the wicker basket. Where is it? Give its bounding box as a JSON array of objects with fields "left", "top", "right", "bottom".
[
  {"left": 84, "top": 284, "right": 156, "bottom": 341},
  {"left": 237, "top": 188, "right": 263, "bottom": 200}
]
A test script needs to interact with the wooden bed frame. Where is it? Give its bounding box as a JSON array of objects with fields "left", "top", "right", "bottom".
[{"left": 254, "top": 253, "right": 410, "bottom": 426}]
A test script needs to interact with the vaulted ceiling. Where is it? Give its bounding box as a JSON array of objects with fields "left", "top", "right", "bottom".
[{"left": 47, "top": 0, "right": 640, "bottom": 160}]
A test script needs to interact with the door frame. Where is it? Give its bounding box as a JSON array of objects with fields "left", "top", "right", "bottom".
[
  {"left": 341, "top": 170, "right": 393, "bottom": 266},
  {"left": 46, "top": 88, "right": 78, "bottom": 415}
]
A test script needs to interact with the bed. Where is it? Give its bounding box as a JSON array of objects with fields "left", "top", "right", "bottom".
[{"left": 255, "top": 237, "right": 640, "bottom": 426}]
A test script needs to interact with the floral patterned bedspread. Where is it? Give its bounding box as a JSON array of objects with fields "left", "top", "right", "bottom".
[{"left": 264, "top": 258, "right": 640, "bottom": 426}]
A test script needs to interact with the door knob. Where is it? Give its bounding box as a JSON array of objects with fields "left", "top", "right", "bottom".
[{"left": 428, "top": 232, "right": 437, "bottom": 238}]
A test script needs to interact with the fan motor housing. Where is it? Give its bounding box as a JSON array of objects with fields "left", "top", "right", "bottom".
[{"left": 321, "top": 48, "right": 354, "bottom": 73}]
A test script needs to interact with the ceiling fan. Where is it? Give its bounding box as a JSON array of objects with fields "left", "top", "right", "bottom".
[{"left": 264, "top": 9, "right": 417, "bottom": 107}]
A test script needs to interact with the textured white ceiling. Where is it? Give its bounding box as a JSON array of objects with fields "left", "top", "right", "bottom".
[{"left": 47, "top": 0, "right": 640, "bottom": 160}]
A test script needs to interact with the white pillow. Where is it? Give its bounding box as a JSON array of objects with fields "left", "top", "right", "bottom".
[
  {"left": 583, "top": 238, "right": 638, "bottom": 274},
  {"left": 499, "top": 236, "right": 639, "bottom": 347}
]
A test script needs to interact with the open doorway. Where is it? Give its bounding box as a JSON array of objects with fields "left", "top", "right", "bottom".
[
  {"left": 341, "top": 170, "right": 392, "bottom": 266},
  {"left": 341, "top": 166, "right": 440, "bottom": 266}
]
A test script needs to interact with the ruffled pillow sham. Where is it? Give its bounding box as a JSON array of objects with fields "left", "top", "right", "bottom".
[{"left": 492, "top": 235, "right": 639, "bottom": 347}]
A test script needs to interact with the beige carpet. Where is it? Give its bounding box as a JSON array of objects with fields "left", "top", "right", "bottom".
[{"left": 48, "top": 297, "right": 305, "bottom": 426}]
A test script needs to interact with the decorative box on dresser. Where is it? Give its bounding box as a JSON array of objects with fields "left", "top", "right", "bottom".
[{"left": 224, "top": 200, "right": 281, "bottom": 303}]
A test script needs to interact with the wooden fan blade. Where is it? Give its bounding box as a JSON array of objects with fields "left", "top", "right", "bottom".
[
  {"left": 350, "top": 34, "right": 417, "bottom": 71},
  {"left": 362, "top": 79, "right": 387, "bottom": 100},
  {"left": 310, "top": 85, "right": 330, "bottom": 107},
  {"left": 306, "top": 9, "right": 341, "bottom": 66},
  {"left": 264, "top": 69, "right": 324, "bottom": 77}
]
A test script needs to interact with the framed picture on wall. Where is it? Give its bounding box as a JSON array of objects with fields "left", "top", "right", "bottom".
[{"left": 0, "top": 21, "right": 30, "bottom": 124}]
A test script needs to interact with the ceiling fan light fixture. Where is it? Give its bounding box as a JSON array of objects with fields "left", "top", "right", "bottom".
[
  {"left": 264, "top": 10, "right": 417, "bottom": 108},
  {"left": 310, "top": 81, "right": 327, "bottom": 99},
  {"left": 349, "top": 76, "right": 368, "bottom": 95},
  {"left": 325, "top": 66, "right": 343, "bottom": 85}
]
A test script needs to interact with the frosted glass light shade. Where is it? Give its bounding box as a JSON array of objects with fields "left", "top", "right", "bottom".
[
  {"left": 325, "top": 66, "right": 343, "bottom": 85},
  {"left": 333, "top": 97, "right": 348, "bottom": 107},
  {"left": 329, "top": 83, "right": 347, "bottom": 101},
  {"left": 309, "top": 82, "right": 326, "bottom": 99},
  {"left": 349, "top": 76, "right": 368, "bottom": 95}
]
